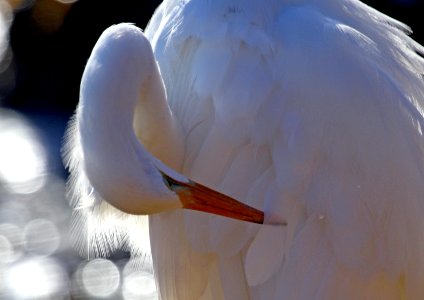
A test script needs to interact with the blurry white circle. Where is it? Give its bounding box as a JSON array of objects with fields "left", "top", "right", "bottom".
[
  {"left": 0, "top": 235, "right": 13, "bottom": 264},
  {"left": 82, "top": 258, "right": 120, "bottom": 298},
  {"left": 6, "top": 256, "right": 67, "bottom": 298},
  {"left": 122, "top": 258, "right": 157, "bottom": 300},
  {"left": 0, "top": 223, "right": 23, "bottom": 261},
  {"left": 23, "top": 218, "right": 61, "bottom": 255},
  {"left": 122, "top": 270, "right": 157, "bottom": 300},
  {"left": 0, "top": 111, "right": 47, "bottom": 194}
]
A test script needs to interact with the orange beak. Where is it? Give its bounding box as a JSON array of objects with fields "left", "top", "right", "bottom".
[{"left": 162, "top": 173, "right": 265, "bottom": 224}]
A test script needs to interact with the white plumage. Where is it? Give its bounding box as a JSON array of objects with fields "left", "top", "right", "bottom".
[{"left": 64, "top": 0, "right": 424, "bottom": 299}]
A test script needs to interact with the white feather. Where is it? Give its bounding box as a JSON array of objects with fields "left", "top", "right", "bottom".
[
  {"left": 145, "top": 0, "right": 424, "bottom": 299},
  {"left": 65, "top": 0, "right": 424, "bottom": 299}
]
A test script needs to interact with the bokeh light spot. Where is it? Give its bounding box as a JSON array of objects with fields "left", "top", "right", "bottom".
[
  {"left": 0, "top": 235, "right": 13, "bottom": 264},
  {"left": 0, "top": 112, "right": 47, "bottom": 194},
  {"left": 122, "top": 258, "right": 157, "bottom": 300},
  {"left": 6, "top": 257, "right": 67, "bottom": 298},
  {"left": 0, "top": 223, "right": 23, "bottom": 262},
  {"left": 82, "top": 258, "right": 120, "bottom": 298},
  {"left": 123, "top": 270, "right": 157, "bottom": 300},
  {"left": 23, "top": 218, "right": 61, "bottom": 255}
]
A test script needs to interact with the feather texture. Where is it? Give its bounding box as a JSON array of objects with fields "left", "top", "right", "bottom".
[
  {"left": 144, "top": 0, "right": 424, "bottom": 299},
  {"left": 65, "top": 0, "right": 424, "bottom": 299}
]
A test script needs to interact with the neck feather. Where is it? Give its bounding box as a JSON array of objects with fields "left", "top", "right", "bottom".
[{"left": 77, "top": 24, "right": 183, "bottom": 214}]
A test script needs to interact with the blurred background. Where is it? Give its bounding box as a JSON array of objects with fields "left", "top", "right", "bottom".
[{"left": 0, "top": 0, "right": 421, "bottom": 299}]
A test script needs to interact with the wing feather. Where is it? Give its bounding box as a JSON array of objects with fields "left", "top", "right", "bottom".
[{"left": 143, "top": 1, "right": 424, "bottom": 299}]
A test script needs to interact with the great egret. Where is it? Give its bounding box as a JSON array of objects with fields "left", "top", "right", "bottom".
[{"left": 64, "top": 0, "right": 424, "bottom": 299}]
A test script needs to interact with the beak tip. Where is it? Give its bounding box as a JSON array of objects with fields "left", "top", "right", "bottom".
[{"left": 264, "top": 213, "right": 288, "bottom": 226}]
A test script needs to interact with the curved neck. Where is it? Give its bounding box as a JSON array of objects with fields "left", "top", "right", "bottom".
[
  {"left": 133, "top": 61, "right": 185, "bottom": 171},
  {"left": 80, "top": 25, "right": 184, "bottom": 171},
  {"left": 77, "top": 24, "right": 183, "bottom": 214}
]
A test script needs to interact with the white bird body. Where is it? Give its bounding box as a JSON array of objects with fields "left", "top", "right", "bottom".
[{"left": 64, "top": 0, "right": 424, "bottom": 299}]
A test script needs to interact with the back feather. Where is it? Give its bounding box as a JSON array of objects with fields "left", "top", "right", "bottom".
[{"left": 145, "top": 0, "right": 424, "bottom": 299}]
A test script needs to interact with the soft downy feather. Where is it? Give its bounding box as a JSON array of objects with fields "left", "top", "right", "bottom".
[{"left": 63, "top": 106, "right": 153, "bottom": 270}]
